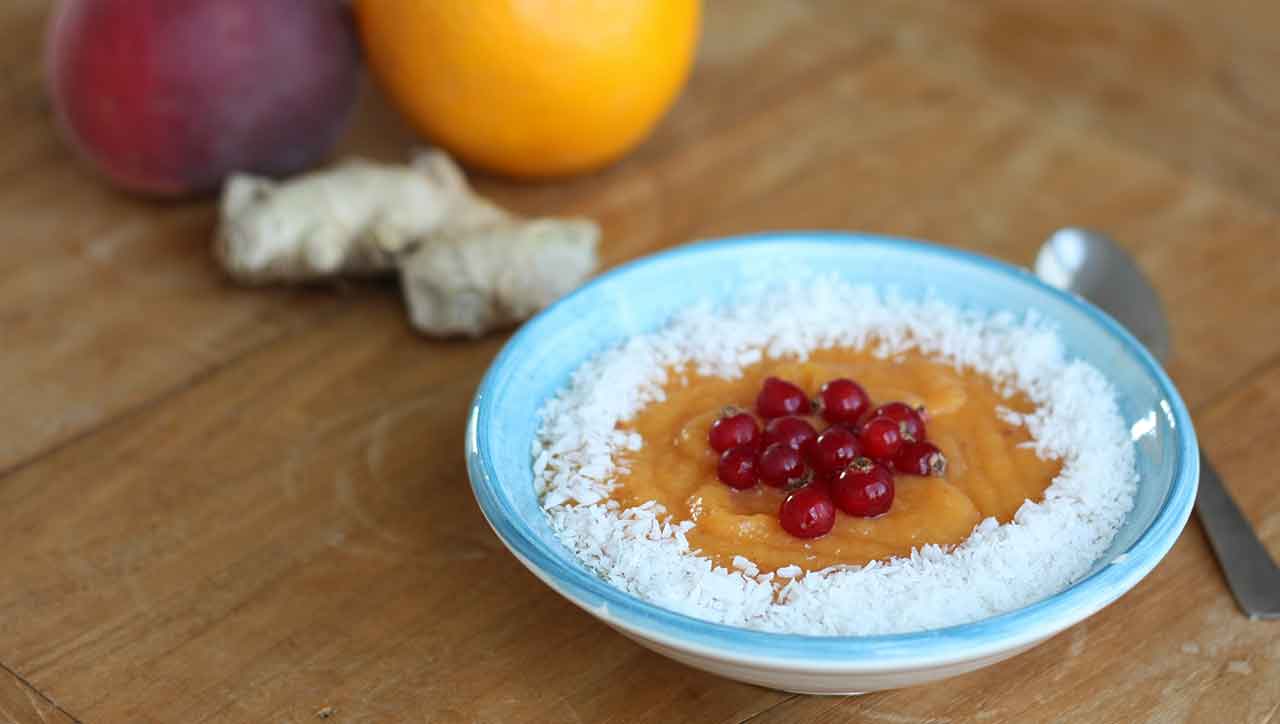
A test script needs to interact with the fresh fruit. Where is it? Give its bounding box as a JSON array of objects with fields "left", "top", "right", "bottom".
[
  {"left": 859, "top": 415, "right": 905, "bottom": 461},
  {"left": 811, "top": 426, "right": 862, "bottom": 476},
  {"left": 830, "top": 421, "right": 863, "bottom": 436},
  {"left": 762, "top": 416, "right": 818, "bottom": 457},
  {"left": 758, "top": 443, "right": 807, "bottom": 488},
  {"left": 757, "top": 377, "right": 809, "bottom": 418},
  {"left": 699, "top": 374, "right": 938, "bottom": 536},
  {"left": 779, "top": 484, "right": 836, "bottom": 538},
  {"left": 830, "top": 458, "right": 895, "bottom": 517},
  {"left": 817, "top": 378, "right": 870, "bottom": 425},
  {"left": 717, "top": 446, "right": 758, "bottom": 489},
  {"left": 354, "top": 0, "right": 701, "bottom": 179},
  {"left": 894, "top": 441, "right": 948, "bottom": 477},
  {"left": 708, "top": 409, "right": 759, "bottom": 453},
  {"left": 871, "top": 402, "right": 926, "bottom": 442},
  {"left": 47, "top": 0, "right": 360, "bottom": 196}
]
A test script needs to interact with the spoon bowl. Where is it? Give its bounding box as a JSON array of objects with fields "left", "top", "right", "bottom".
[{"left": 1034, "top": 228, "right": 1171, "bottom": 363}]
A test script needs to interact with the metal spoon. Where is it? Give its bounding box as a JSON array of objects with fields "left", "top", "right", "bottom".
[{"left": 1035, "top": 227, "right": 1279, "bottom": 619}]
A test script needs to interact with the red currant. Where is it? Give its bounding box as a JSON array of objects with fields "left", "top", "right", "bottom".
[
  {"left": 830, "top": 457, "right": 895, "bottom": 517},
  {"left": 894, "top": 441, "right": 948, "bottom": 477},
  {"left": 859, "top": 415, "right": 905, "bottom": 461},
  {"left": 831, "top": 421, "right": 862, "bottom": 437},
  {"left": 758, "top": 443, "right": 807, "bottom": 487},
  {"left": 717, "top": 446, "right": 759, "bottom": 489},
  {"left": 811, "top": 426, "right": 862, "bottom": 475},
  {"left": 806, "top": 473, "right": 833, "bottom": 495},
  {"left": 762, "top": 416, "right": 818, "bottom": 457},
  {"left": 778, "top": 483, "right": 836, "bottom": 538},
  {"left": 817, "top": 378, "right": 870, "bottom": 425},
  {"left": 870, "top": 401, "right": 926, "bottom": 442},
  {"left": 757, "top": 377, "right": 809, "bottom": 419},
  {"left": 708, "top": 409, "right": 760, "bottom": 453}
]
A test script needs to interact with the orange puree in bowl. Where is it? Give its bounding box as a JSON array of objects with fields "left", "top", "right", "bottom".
[{"left": 611, "top": 348, "right": 1062, "bottom": 572}]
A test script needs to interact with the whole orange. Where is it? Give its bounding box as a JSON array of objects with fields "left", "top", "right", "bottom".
[{"left": 354, "top": 0, "right": 700, "bottom": 178}]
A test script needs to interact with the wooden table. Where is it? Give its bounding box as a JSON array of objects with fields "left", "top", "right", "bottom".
[{"left": 3, "top": 2, "right": 1278, "bottom": 722}]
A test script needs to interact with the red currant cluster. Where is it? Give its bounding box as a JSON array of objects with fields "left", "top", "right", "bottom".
[{"left": 707, "top": 376, "right": 948, "bottom": 539}]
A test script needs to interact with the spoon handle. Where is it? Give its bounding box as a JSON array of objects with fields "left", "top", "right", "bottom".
[{"left": 1194, "top": 450, "right": 1280, "bottom": 619}]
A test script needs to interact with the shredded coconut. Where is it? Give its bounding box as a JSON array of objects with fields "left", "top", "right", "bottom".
[{"left": 534, "top": 278, "right": 1137, "bottom": 635}]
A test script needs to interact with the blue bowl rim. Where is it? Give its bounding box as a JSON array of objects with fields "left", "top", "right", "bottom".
[{"left": 466, "top": 231, "right": 1199, "bottom": 670}]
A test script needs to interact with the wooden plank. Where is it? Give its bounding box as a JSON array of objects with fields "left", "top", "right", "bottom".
[
  {"left": 0, "top": 665, "right": 77, "bottom": 724},
  {"left": 1, "top": 52, "right": 1278, "bottom": 722},
  {"left": 823, "top": 0, "right": 1280, "bottom": 212}
]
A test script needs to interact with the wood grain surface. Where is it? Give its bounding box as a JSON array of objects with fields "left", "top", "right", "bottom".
[
  {"left": 2, "top": 1, "right": 1277, "bottom": 722},
  {"left": 0, "top": 664, "right": 76, "bottom": 724}
]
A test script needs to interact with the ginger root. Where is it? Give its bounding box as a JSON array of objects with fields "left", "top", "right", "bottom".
[
  {"left": 213, "top": 150, "right": 599, "bottom": 337},
  {"left": 400, "top": 219, "right": 598, "bottom": 337}
]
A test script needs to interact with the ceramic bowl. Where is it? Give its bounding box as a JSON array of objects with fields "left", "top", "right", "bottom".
[{"left": 465, "top": 232, "right": 1198, "bottom": 694}]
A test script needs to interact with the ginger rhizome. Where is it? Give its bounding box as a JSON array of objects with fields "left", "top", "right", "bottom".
[{"left": 214, "top": 151, "right": 599, "bottom": 337}]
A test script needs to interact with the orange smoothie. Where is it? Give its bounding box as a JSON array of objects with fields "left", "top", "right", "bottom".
[{"left": 611, "top": 348, "right": 1062, "bottom": 572}]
